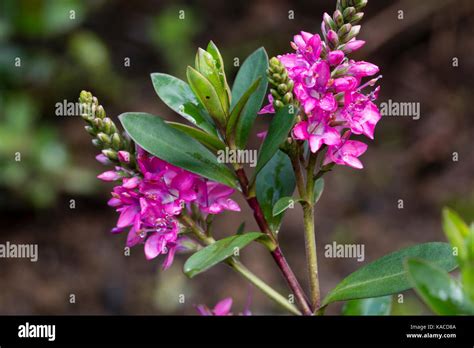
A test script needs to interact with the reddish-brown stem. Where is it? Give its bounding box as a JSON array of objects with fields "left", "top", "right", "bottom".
[{"left": 235, "top": 168, "right": 312, "bottom": 315}]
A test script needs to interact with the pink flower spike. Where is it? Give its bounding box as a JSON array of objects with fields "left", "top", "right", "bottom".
[{"left": 97, "top": 170, "right": 120, "bottom": 182}]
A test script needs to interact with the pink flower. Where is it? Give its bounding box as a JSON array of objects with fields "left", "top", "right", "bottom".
[
  {"left": 340, "top": 91, "right": 381, "bottom": 140},
  {"left": 196, "top": 297, "right": 233, "bottom": 316},
  {"left": 293, "top": 119, "right": 340, "bottom": 153},
  {"left": 342, "top": 39, "right": 366, "bottom": 54},
  {"left": 100, "top": 147, "right": 240, "bottom": 269},
  {"left": 348, "top": 61, "right": 379, "bottom": 78},
  {"left": 323, "top": 135, "right": 368, "bottom": 169},
  {"left": 258, "top": 94, "right": 275, "bottom": 115},
  {"left": 197, "top": 181, "right": 240, "bottom": 215}
]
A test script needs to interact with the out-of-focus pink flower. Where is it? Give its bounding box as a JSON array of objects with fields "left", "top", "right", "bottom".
[
  {"left": 196, "top": 297, "right": 233, "bottom": 316},
  {"left": 98, "top": 170, "right": 121, "bottom": 181},
  {"left": 258, "top": 94, "right": 275, "bottom": 115}
]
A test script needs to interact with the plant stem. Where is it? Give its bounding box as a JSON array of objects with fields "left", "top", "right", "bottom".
[
  {"left": 179, "top": 214, "right": 302, "bottom": 315},
  {"left": 303, "top": 152, "right": 321, "bottom": 310},
  {"left": 234, "top": 167, "right": 313, "bottom": 315},
  {"left": 227, "top": 259, "right": 301, "bottom": 315}
]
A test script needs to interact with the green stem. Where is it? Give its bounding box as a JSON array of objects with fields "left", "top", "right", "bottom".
[
  {"left": 179, "top": 214, "right": 301, "bottom": 315},
  {"left": 228, "top": 259, "right": 301, "bottom": 315},
  {"left": 304, "top": 152, "right": 320, "bottom": 310}
]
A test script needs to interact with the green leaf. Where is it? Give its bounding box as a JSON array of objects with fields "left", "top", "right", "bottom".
[
  {"left": 232, "top": 47, "right": 269, "bottom": 148},
  {"left": 256, "top": 151, "right": 296, "bottom": 232},
  {"left": 150, "top": 73, "right": 216, "bottom": 135},
  {"left": 406, "top": 258, "right": 474, "bottom": 315},
  {"left": 206, "top": 41, "right": 231, "bottom": 105},
  {"left": 184, "top": 232, "right": 264, "bottom": 277},
  {"left": 463, "top": 227, "right": 474, "bottom": 303},
  {"left": 255, "top": 105, "right": 297, "bottom": 174},
  {"left": 342, "top": 295, "right": 392, "bottom": 316},
  {"left": 186, "top": 66, "right": 227, "bottom": 127},
  {"left": 272, "top": 196, "right": 301, "bottom": 216},
  {"left": 226, "top": 77, "right": 261, "bottom": 140},
  {"left": 195, "top": 48, "right": 229, "bottom": 113},
  {"left": 119, "top": 112, "right": 237, "bottom": 188},
  {"left": 166, "top": 122, "right": 226, "bottom": 153},
  {"left": 312, "top": 178, "right": 325, "bottom": 204},
  {"left": 322, "top": 242, "right": 458, "bottom": 306},
  {"left": 442, "top": 207, "right": 469, "bottom": 260}
]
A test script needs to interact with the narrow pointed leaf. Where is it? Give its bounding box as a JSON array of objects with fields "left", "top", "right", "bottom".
[
  {"left": 272, "top": 196, "right": 301, "bottom": 216},
  {"left": 187, "top": 66, "right": 227, "bottom": 126},
  {"left": 226, "top": 77, "right": 261, "bottom": 140},
  {"left": 119, "top": 112, "right": 237, "bottom": 188},
  {"left": 166, "top": 122, "right": 226, "bottom": 153},
  {"left": 256, "top": 151, "right": 296, "bottom": 232},
  {"left": 406, "top": 258, "right": 474, "bottom": 315},
  {"left": 342, "top": 295, "right": 392, "bottom": 315},
  {"left": 322, "top": 242, "right": 458, "bottom": 306},
  {"left": 255, "top": 105, "right": 297, "bottom": 174},
  {"left": 150, "top": 73, "right": 216, "bottom": 135},
  {"left": 312, "top": 178, "right": 325, "bottom": 204},
  {"left": 232, "top": 47, "right": 268, "bottom": 148},
  {"left": 184, "top": 232, "right": 264, "bottom": 277}
]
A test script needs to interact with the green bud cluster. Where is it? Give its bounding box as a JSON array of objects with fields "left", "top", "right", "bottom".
[
  {"left": 267, "top": 57, "right": 294, "bottom": 109},
  {"left": 79, "top": 90, "right": 136, "bottom": 169},
  {"left": 322, "top": 0, "right": 368, "bottom": 49}
]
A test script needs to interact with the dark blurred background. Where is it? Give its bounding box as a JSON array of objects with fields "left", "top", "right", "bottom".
[{"left": 1, "top": 0, "right": 473, "bottom": 315}]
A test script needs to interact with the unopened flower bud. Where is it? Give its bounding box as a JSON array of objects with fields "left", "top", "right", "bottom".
[
  {"left": 328, "top": 50, "right": 345, "bottom": 66},
  {"left": 283, "top": 93, "right": 293, "bottom": 104},
  {"left": 84, "top": 125, "right": 95, "bottom": 135},
  {"left": 96, "top": 105, "right": 106, "bottom": 119},
  {"left": 354, "top": 0, "right": 368, "bottom": 11},
  {"left": 350, "top": 12, "right": 364, "bottom": 25},
  {"left": 278, "top": 83, "right": 288, "bottom": 94},
  {"left": 97, "top": 132, "right": 111, "bottom": 145},
  {"left": 333, "top": 10, "right": 344, "bottom": 27},
  {"left": 342, "top": 39, "right": 365, "bottom": 53},
  {"left": 118, "top": 151, "right": 130, "bottom": 164},
  {"left": 343, "top": 7, "right": 356, "bottom": 20},
  {"left": 97, "top": 170, "right": 121, "bottom": 182},
  {"left": 323, "top": 12, "right": 337, "bottom": 31},
  {"left": 102, "top": 149, "right": 118, "bottom": 161},
  {"left": 337, "top": 23, "right": 352, "bottom": 38},
  {"left": 342, "top": 25, "right": 361, "bottom": 43},
  {"left": 111, "top": 133, "right": 122, "bottom": 150},
  {"left": 92, "top": 139, "right": 102, "bottom": 147},
  {"left": 327, "top": 30, "right": 339, "bottom": 49}
]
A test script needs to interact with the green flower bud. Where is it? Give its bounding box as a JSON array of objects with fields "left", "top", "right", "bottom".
[
  {"left": 267, "top": 56, "right": 295, "bottom": 110},
  {"left": 333, "top": 10, "right": 344, "bottom": 27},
  {"left": 278, "top": 83, "right": 288, "bottom": 94},
  {"left": 323, "top": 12, "right": 337, "bottom": 31},
  {"left": 337, "top": 23, "right": 352, "bottom": 38},
  {"left": 97, "top": 132, "right": 111, "bottom": 145},
  {"left": 341, "top": 25, "right": 361, "bottom": 43},
  {"left": 95, "top": 105, "right": 106, "bottom": 119},
  {"left": 92, "top": 139, "right": 102, "bottom": 147},
  {"left": 354, "top": 0, "right": 368, "bottom": 11},
  {"left": 111, "top": 133, "right": 122, "bottom": 150},
  {"left": 343, "top": 7, "right": 356, "bottom": 20},
  {"left": 102, "top": 148, "right": 118, "bottom": 161},
  {"left": 349, "top": 12, "right": 364, "bottom": 25},
  {"left": 84, "top": 125, "right": 95, "bottom": 136}
]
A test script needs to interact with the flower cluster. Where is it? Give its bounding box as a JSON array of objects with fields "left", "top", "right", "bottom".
[
  {"left": 99, "top": 147, "right": 240, "bottom": 269},
  {"left": 261, "top": 28, "right": 381, "bottom": 169}
]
